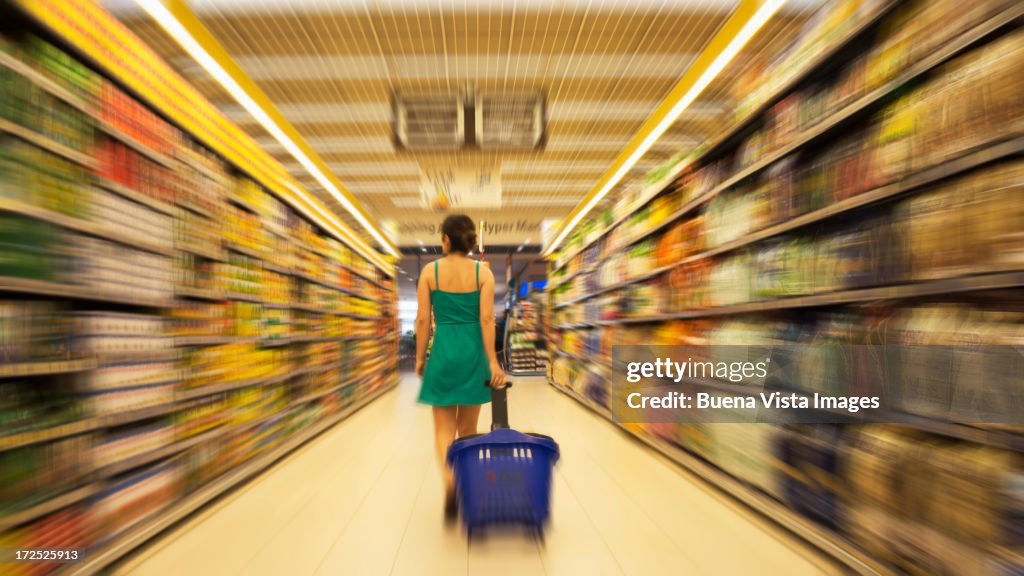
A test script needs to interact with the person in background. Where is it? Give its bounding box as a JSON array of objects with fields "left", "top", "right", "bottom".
[{"left": 415, "top": 214, "right": 506, "bottom": 520}]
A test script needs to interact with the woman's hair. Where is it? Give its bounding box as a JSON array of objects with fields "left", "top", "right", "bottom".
[{"left": 441, "top": 214, "right": 477, "bottom": 254}]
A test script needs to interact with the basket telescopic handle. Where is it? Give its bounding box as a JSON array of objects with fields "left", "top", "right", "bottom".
[{"left": 486, "top": 380, "right": 511, "bottom": 430}]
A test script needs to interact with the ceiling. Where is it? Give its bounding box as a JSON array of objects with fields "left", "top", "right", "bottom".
[{"left": 107, "top": 0, "right": 819, "bottom": 249}]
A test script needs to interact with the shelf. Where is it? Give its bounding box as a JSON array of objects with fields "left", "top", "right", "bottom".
[
  {"left": 296, "top": 271, "right": 378, "bottom": 301},
  {"left": 598, "top": 269, "right": 1024, "bottom": 324},
  {"left": 552, "top": 349, "right": 612, "bottom": 368},
  {"left": 0, "top": 197, "right": 174, "bottom": 257},
  {"left": 548, "top": 382, "right": 897, "bottom": 576},
  {"left": 552, "top": 322, "right": 597, "bottom": 330},
  {"left": 0, "top": 51, "right": 92, "bottom": 113},
  {"left": 696, "top": 0, "right": 900, "bottom": 165},
  {"left": 95, "top": 119, "right": 176, "bottom": 169},
  {"left": 264, "top": 262, "right": 292, "bottom": 275},
  {"left": 264, "top": 220, "right": 291, "bottom": 239},
  {"left": 177, "top": 371, "right": 291, "bottom": 402},
  {"left": 291, "top": 303, "right": 329, "bottom": 314},
  {"left": 693, "top": 135, "right": 1024, "bottom": 261},
  {"left": 553, "top": 135, "right": 1024, "bottom": 311},
  {"left": 175, "top": 285, "right": 224, "bottom": 301},
  {"left": 342, "top": 287, "right": 386, "bottom": 303},
  {"left": 102, "top": 402, "right": 183, "bottom": 428},
  {"left": 97, "top": 349, "right": 179, "bottom": 365},
  {"left": 292, "top": 360, "right": 344, "bottom": 377},
  {"left": 0, "top": 358, "right": 95, "bottom": 378},
  {"left": 0, "top": 276, "right": 175, "bottom": 308},
  {"left": 228, "top": 194, "right": 263, "bottom": 215},
  {"left": 64, "top": 381, "right": 397, "bottom": 576},
  {"left": 225, "top": 292, "right": 267, "bottom": 304},
  {"left": 93, "top": 178, "right": 175, "bottom": 216},
  {"left": 336, "top": 311, "right": 381, "bottom": 321},
  {"left": 552, "top": 204, "right": 647, "bottom": 272},
  {"left": 176, "top": 199, "right": 220, "bottom": 219},
  {"left": 92, "top": 424, "right": 237, "bottom": 481},
  {"left": 290, "top": 334, "right": 338, "bottom": 343},
  {"left": 93, "top": 439, "right": 186, "bottom": 481},
  {"left": 175, "top": 151, "right": 230, "bottom": 186},
  {"left": 174, "top": 335, "right": 260, "bottom": 347},
  {"left": 686, "top": 3, "right": 1024, "bottom": 214},
  {"left": 2, "top": 47, "right": 173, "bottom": 172},
  {"left": 289, "top": 376, "right": 366, "bottom": 408},
  {"left": 553, "top": 264, "right": 677, "bottom": 309},
  {"left": 0, "top": 483, "right": 102, "bottom": 532},
  {"left": 549, "top": 3, "right": 1022, "bottom": 260},
  {"left": 176, "top": 242, "right": 227, "bottom": 262},
  {"left": 0, "top": 418, "right": 96, "bottom": 452},
  {"left": 345, "top": 266, "right": 389, "bottom": 290},
  {"left": 0, "top": 117, "right": 96, "bottom": 168},
  {"left": 225, "top": 241, "right": 266, "bottom": 260}
]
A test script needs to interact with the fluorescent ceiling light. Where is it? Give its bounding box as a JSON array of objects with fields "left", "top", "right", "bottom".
[
  {"left": 542, "top": 0, "right": 787, "bottom": 256},
  {"left": 110, "top": 0, "right": 822, "bottom": 15},
  {"left": 135, "top": 0, "right": 399, "bottom": 259}
]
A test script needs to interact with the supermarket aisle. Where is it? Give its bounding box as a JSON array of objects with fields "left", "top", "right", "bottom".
[{"left": 115, "top": 375, "right": 842, "bottom": 576}]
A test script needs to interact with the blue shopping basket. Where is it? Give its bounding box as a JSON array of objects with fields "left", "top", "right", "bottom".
[{"left": 447, "top": 382, "right": 560, "bottom": 535}]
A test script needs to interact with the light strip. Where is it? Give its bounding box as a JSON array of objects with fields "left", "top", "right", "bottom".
[
  {"left": 542, "top": 0, "right": 787, "bottom": 257},
  {"left": 135, "top": 0, "right": 400, "bottom": 260}
]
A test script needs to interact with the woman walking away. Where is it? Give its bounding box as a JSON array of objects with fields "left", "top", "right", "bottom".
[{"left": 415, "top": 214, "right": 506, "bottom": 521}]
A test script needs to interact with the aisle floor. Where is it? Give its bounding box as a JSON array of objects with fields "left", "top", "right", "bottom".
[{"left": 115, "top": 376, "right": 843, "bottom": 576}]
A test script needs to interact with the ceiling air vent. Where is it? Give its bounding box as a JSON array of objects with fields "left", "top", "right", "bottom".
[
  {"left": 394, "top": 94, "right": 464, "bottom": 150},
  {"left": 475, "top": 93, "right": 545, "bottom": 150}
]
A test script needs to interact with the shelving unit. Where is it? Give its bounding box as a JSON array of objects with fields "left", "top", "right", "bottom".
[
  {"left": 546, "top": 1, "right": 1024, "bottom": 574},
  {"left": 504, "top": 297, "right": 547, "bottom": 376},
  {"left": 0, "top": 12, "right": 399, "bottom": 573}
]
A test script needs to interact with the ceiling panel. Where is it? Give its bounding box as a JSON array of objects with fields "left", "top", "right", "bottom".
[{"left": 111, "top": 1, "right": 817, "bottom": 247}]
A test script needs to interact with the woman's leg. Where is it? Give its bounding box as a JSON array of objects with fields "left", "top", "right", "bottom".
[
  {"left": 432, "top": 406, "right": 459, "bottom": 496},
  {"left": 455, "top": 404, "right": 482, "bottom": 439}
]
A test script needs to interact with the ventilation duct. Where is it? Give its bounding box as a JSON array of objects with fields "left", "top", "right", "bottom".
[
  {"left": 394, "top": 94, "right": 464, "bottom": 150},
  {"left": 394, "top": 91, "right": 544, "bottom": 151},
  {"left": 475, "top": 93, "right": 545, "bottom": 150}
]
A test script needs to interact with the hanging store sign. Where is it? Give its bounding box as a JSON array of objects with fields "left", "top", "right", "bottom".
[
  {"left": 420, "top": 165, "right": 502, "bottom": 210},
  {"left": 397, "top": 213, "right": 543, "bottom": 246}
]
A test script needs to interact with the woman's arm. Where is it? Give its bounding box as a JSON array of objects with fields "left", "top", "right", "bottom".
[
  {"left": 414, "top": 268, "right": 432, "bottom": 377},
  {"left": 479, "top": 268, "right": 506, "bottom": 387}
]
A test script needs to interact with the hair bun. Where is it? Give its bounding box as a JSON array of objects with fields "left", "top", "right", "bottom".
[{"left": 441, "top": 214, "right": 477, "bottom": 253}]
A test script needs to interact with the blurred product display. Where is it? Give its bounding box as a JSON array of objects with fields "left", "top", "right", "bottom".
[
  {"left": 504, "top": 297, "right": 548, "bottom": 376},
  {"left": 0, "top": 24, "right": 398, "bottom": 576},
  {"left": 548, "top": 1, "right": 1024, "bottom": 574}
]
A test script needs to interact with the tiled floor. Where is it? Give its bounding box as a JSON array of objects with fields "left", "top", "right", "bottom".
[{"left": 115, "top": 376, "right": 843, "bottom": 576}]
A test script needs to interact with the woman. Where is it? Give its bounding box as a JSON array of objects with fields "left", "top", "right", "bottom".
[{"left": 415, "top": 214, "right": 505, "bottom": 520}]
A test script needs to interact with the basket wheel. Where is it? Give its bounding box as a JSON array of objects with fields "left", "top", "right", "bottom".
[
  {"left": 528, "top": 524, "right": 545, "bottom": 546},
  {"left": 467, "top": 525, "right": 485, "bottom": 543}
]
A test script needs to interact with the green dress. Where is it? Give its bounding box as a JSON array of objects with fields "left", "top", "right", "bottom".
[{"left": 419, "top": 261, "right": 492, "bottom": 406}]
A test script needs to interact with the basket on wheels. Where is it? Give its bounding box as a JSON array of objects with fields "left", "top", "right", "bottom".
[{"left": 447, "top": 382, "right": 560, "bottom": 536}]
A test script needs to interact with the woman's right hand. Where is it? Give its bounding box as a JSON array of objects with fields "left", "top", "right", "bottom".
[{"left": 489, "top": 360, "right": 506, "bottom": 388}]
